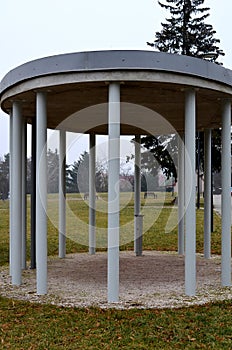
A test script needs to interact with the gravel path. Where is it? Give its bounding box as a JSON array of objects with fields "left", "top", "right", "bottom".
[{"left": 0, "top": 251, "right": 231, "bottom": 309}]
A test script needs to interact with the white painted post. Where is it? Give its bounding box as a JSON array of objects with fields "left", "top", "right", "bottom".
[
  {"left": 11, "top": 101, "right": 23, "bottom": 285},
  {"left": 178, "top": 133, "right": 185, "bottom": 255},
  {"left": 22, "top": 121, "right": 27, "bottom": 269},
  {"left": 30, "top": 119, "right": 36, "bottom": 269},
  {"left": 36, "top": 92, "right": 47, "bottom": 295},
  {"left": 59, "top": 129, "right": 66, "bottom": 258},
  {"left": 134, "top": 134, "right": 142, "bottom": 256},
  {"left": 108, "top": 82, "right": 120, "bottom": 303},
  {"left": 185, "top": 89, "right": 196, "bottom": 296},
  {"left": 89, "top": 133, "right": 96, "bottom": 255},
  {"left": 204, "top": 129, "right": 211, "bottom": 259},
  {"left": 221, "top": 99, "right": 231, "bottom": 287},
  {"left": 9, "top": 111, "right": 13, "bottom": 276}
]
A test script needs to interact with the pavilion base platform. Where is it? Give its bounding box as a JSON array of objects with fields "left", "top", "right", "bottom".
[{"left": 0, "top": 251, "right": 231, "bottom": 309}]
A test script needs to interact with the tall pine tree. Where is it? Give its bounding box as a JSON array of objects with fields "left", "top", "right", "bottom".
[
  {"left": 143, "top": 0, "right": 225, "bottom": 184},
  {"left": 148, "top": 0, "right": 224, "bottom": 62}
]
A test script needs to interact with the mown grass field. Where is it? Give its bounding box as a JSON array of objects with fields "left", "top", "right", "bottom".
[
  {"left": 0, "top": 192, "right": 223, "bottom": 266},
  {"left": 0, "top": 192, "right": 231, "bottom": 349},
  {"left": 0, "top": 297, "right": 231, "bottom": 349}
]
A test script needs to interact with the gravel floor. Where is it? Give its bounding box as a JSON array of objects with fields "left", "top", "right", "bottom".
[{"left": 0, "top": 251, "right": 231, "bottom": 309}]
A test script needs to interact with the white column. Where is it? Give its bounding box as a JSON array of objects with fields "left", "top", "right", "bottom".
[
  {"left": 185, "top": 89, "right": 196, "bottom": 296},
  {"left": 89, "top": 133, "right": 96, "bottom": 255},
  {"left": 36, "top": 92, "right": 47, "bottom": 295},
  {"left": 22, "top": 121, "right": 27, "bottom": 269},
  {"left": 134, "top": 134, "right": 142, "bottom": 256},
  {"left": 108, "top": 82, "right": 120, "bottom": 303},
  {"left": 204, "top": 129, "right": 212, "bottom": 259},
  {"left": 30, "top": 119, "right": 36, "bottom": 269},
  {"left": 221, "top": 99, "right": 231, "bottom": 287},
  {"left": 59, "top": 130, "right": 66, "bottom": 258},
  {"left": 178, "top": 133, "right": 185, "bottom": 255},
  {"left": 11, "top": 101, "right": 23, "bottom": 285},
  {"left": 9, "top": 111, "right": 13, "bottom": 276}
]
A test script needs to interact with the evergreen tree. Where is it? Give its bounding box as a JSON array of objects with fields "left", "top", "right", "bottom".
[
  {"left": 141, "top": 135, "right": 178, "bottom": 182},
  {"left": 148, "top": 0, "right": 224, "bottom": 62},
  {"left": 66, "top": 151, "right": 89, "bottom": 193},
  {"left": 66, "top": 152, "right": 109, "bottom": 193},
  {"left": 144, "top": 0, "right": 225, "bottom": 181}
]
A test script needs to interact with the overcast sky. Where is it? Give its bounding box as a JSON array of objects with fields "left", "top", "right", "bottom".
[{"left": 0, "top": 0, "right": 232, "bottom": 160}]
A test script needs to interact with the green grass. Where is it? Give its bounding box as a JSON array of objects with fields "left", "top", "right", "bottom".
[
  {"left": 0, "top": 193, "right": 231, "bottom": 349},
  {"left": 0, "top": 297, "right": 231, "bottom": 349},
  {"left": 0, "top": 192, "right": 224, "bottom": 265}
]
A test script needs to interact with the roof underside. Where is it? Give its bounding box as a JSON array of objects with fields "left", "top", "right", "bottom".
[{"left": 1, "top": 80, "right": 229, "bottom": 134}]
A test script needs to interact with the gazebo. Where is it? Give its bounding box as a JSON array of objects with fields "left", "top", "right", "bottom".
[{"left": 0, "top": 50, "right": 231, "bottom": 303}]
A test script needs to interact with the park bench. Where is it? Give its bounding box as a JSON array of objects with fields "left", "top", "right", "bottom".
[
  {"left": 144, "top": 192, "right": 157, "bottom": 199},
  {"left": 84, "top": 193, "right": 99, "bottom": 200}
]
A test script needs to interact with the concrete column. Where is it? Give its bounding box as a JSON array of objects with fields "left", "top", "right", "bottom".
[
  {"left": 89, "top": 133, "right": 96, "bottom": 255},
  {"left": 134, "top": 134, "right": 142, "bottom": 256},
  {"left": 59, "top": 130, "right": 66, "bottom": 258},
  {"left": 9, "top": 111, "right": 13, "bottom": 276},
  {"left": 11, "top": 101, "right": 23, "bottom": 285},
  {"left": 30, "top": 119, "right": 36, "bottom": 269},
  {"left": 184, "top": 89, "right": 196, "bottom": 296},
  {"left": 22, "top": 121, "right": 27, "bottom": 269},
  {"left": 108, "top": 82, "right": 120, "bottom": 303},
  {"left": 221, "top": 99, "right": 231, "bottom": 287},
  {"left": 178, "top": 133, "right": 185, "bottom": 255},
  {"left": 36, "top": 92, "right": 47, "bottom": 295},
  {"left": 204, "top": 129, "right": 212, "bottom": 259}
]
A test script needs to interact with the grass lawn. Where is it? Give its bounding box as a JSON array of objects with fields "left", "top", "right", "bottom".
[
  {"left": 0, "top": 192, "right": 223, "bottom": 266},
  {"left": 0, "top": 192, "right": 231, "bottom": 349},
  {"left": 0, "top": 297, "right": 231, "bottom": 349}
]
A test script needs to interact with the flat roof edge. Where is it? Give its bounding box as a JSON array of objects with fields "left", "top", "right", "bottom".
[{"left": 1, "top": 50, "right": 232, "bottom": 97}]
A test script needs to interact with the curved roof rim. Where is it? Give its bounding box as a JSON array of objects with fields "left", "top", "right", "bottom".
[{"left": 1, "top": 50, "right": 232, "bottom": 96}]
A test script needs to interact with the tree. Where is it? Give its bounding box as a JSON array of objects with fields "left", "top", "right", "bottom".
[
  {"left": 0, "top": 154, "right": 10, "bottom": 200},
  {"left": 144, "top": 0, "right": 225, "bottom": 180},
  {"left": 47, "top": 148, "right": 59, "bottom": 193},
  {"left": 148, "top": 0, "right": 224, "bottom": 62},
  {"left": 0, "top": 150, "right": 60, "bottom": 199},
  {"left": 127, "top": 143, "right": 170, "bottom": 191},
  {"left": 195, "top": 129, "right": 222, "bottom": 174},
  {"left": 66, "top": 153, "right": 110, "bottom": 193},
  {"left": 66, "top": 151, "right": 89, "bottom": 193},
  {"left": 95, "top": 161, "right": 108, "bottom": 193},
  {"left": 141, "top": 135, "right": 178, "bottom": 182},
  {"left": 27, "top": 149, "right": 60, "bottom": 194}
]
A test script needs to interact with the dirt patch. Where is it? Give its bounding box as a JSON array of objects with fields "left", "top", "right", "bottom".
[{"left": 0, "top": 251, "right": 231, "bottom": 309}]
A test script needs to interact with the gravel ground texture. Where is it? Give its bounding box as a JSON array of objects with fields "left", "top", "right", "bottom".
[{"left": 0, "top": 251, "right": 231, "bottom": 309}]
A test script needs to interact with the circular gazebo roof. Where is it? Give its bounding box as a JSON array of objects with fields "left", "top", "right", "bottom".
[{"left": 1, "top": 50, "right": 232, "bottom": 134}]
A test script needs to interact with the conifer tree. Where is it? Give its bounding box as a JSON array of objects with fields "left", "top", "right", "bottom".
[
  {"left": 142, "top": 0, "right": 225, "bottom": 184},
  {"left": 148, "top": 0, "right": 224, "bottom": 62}
]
